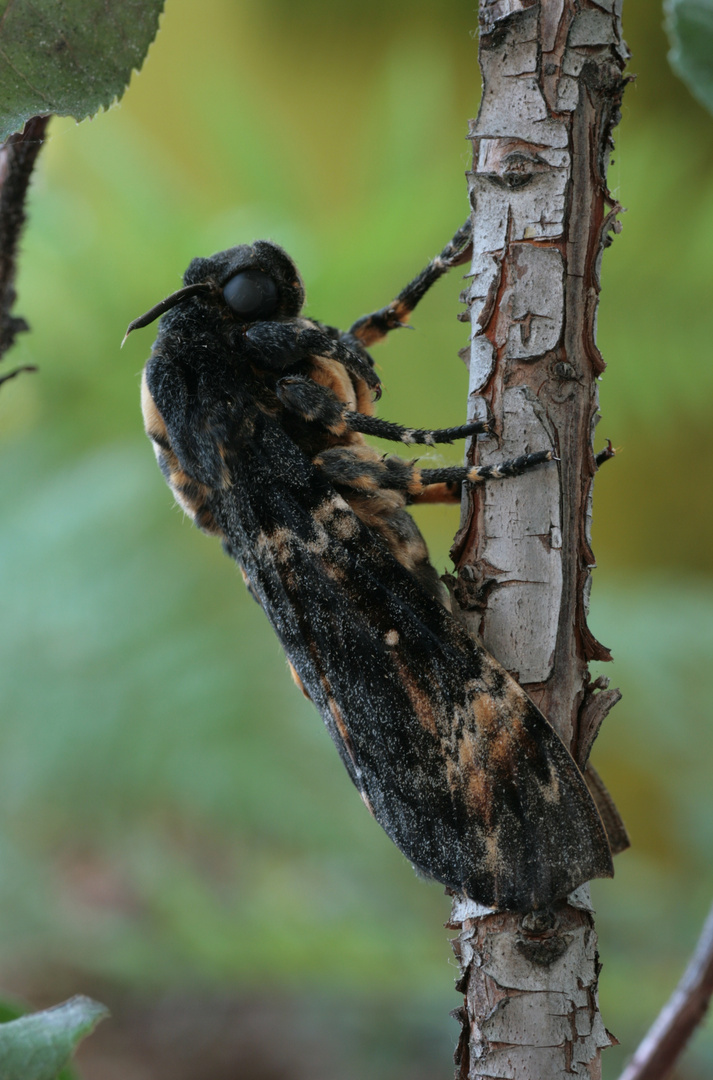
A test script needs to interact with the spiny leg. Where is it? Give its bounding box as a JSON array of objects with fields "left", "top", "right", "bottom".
[
  {"left": 312, "top": 446, "right": 404, "bottom": 493},
  {"left": 343, "top": 411, "right": 490, "bottom": 446},
  {"left": 595, "top": 439, "right": 615, "bottom": 468},
  {"left": 276, "top": 375, "right": 490, "bottom": 445},
  {"left": 415, "top": 451, "right": 555, "bottom": 488},
  {"left": 276, "top": 379, "right": 552, "bottom": 496},
  {"left": 311, "top": 447, "right": 554, "bottom": 500},
  {"left": 346, "top": 219, "right": 473, "bottom": 348}
]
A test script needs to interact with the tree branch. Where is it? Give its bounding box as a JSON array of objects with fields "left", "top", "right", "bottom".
[
  {"left": 617, "top": 900, "right": 713, "bottom": 1080},
  {"left": 0, "top": 114, "right": 49, "bottom": 363},
  {"left": 448, "top": 3, "right": 629, "bottom": 1076}
]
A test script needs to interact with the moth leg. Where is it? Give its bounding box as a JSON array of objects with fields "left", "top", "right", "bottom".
[
  {"left": 406, "top": 455, "right": 555, "bottom": 503},
  {"left": 347, "top": 219, "right": 472, "bottom": 348},
  {"left": 312, "top": 444, "right": 406, "bottom": 493},
  {"left": 245, "top": 321, "right": 381, "bottom": 396},
  {"left": 311, "top": 447, "right": 457, "bottom": 507},
  {"left": 313, "top": 441, "right": 553, "bottom": 499},
  {"left": 275, "top": 375, "right": 348, "bottom": 433},
  {"left": 276, "top": 375, "right": 489, "bottom": 446},
  {"left": 312, "top": 446, "right": 446, "bottom": 603},
  {"left": 410, "top": 482, "right": 461, "bottom": 505},
  {"left": 314, "top": 449, "right": 555, "bottom": 496},
  {"left": 344, "top": 411, "right": 491, "bottom": 446},
  {"left": 595, "top": 439, "right": 615, "bottom": 468},
  {"left": 414, "top": 451, "right": 555, "bottom": 489},
  {"left": 410, "top": 446, "right": 558, "bottom": 502}
]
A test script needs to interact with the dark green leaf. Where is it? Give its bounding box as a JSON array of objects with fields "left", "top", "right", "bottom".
[
  {"left": 0, "top": 0, "right": 164, "bottom": 141},
  {"left": 0, "top": 996, "right": 108, "bottom": 1080},
  {"left": 665, "top": 0, "right": 713, "bottom": 114}
]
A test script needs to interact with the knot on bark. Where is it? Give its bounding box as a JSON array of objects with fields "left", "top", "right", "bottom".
[{"left": 516, "top": 912, "right": 573, "bottom": 967}]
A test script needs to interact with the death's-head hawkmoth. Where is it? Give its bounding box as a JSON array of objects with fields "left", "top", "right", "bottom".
[{"left": 128, "top": 223, "right": 613, "bottom": 912}]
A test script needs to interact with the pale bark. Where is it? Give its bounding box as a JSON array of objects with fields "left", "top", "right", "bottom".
[{"left": 448, "top": 3, "right": 628, "bottom": 1077}]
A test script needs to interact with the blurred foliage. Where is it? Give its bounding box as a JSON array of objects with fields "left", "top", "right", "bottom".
[
  {"left": 0, "top": 0, "right": 711, "bottom": 1077},
  {"left": 666, "top": 0, "right": 713, "bottom": 115}
]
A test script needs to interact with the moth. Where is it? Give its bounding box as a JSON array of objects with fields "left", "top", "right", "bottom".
[{"left": 128, "top": 222, "right": 613, "bottom": 913}]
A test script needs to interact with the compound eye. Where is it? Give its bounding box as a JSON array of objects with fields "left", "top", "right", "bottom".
[{"left": 222, "top": 270, "right": 278, "bottom": 319}]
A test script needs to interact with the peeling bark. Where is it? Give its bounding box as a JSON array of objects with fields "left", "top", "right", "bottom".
[
  {"left": 450, "top": 893, "right": 615, "bottom": 1080},
  {"left": 448, "top": 3, "right": 628, "bottom": 1077}
]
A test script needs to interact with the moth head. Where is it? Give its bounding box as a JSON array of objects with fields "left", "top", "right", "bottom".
[
  {"left": 123, "top": 241, "right": 305, "bottom": 344},
  {"left": 185, "top": 241, "right": 305, "bottom": 322}
]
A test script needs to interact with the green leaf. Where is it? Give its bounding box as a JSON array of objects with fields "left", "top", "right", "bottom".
[
  {"left": 0, "top": 996, "right": 109, "bottom": 1080},
  {"left": 665, "top": 0, "right": 713, "bottom": 114},
  {"left": 0, "top": 998, "right": 81, "bottom": 1079},
  {"left": 0, "top": 0, "right": 165, "bottom": 142}
]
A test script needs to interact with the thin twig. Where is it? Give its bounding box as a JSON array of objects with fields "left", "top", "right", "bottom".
[
  {"left": 618, "top": 900, "right": 713, "bottom": 1080},
  {"left": 0, "top": 364, "right": 37, "bottom": 387},
  {"left": 0, "top": 115, "right": 50, "bottom": 362}
]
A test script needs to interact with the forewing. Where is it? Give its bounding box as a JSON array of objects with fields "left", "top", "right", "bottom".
[{"left": 214, "top": 415, "right": 612, "bottom": 912}]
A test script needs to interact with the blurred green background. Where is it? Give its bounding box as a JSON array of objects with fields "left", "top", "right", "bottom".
[{"left": 1, "top": 1, "right": 712, "bottom": 1077}]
